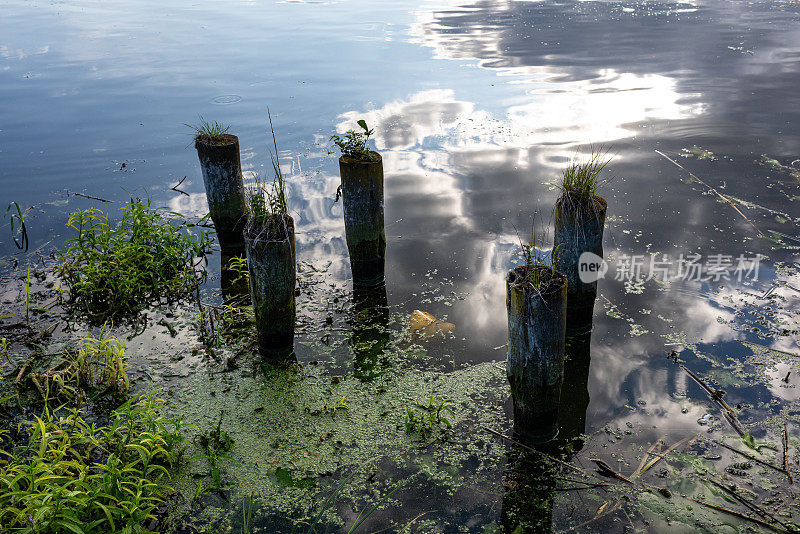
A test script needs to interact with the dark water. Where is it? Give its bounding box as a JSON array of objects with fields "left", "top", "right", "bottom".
[{"left": 2, "top": 0, "right": 800, "bottom": 531}]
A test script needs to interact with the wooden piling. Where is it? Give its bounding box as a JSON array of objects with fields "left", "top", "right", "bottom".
[
  {"left": 244, "top": 213, "right": 296, "bottom": 357},
  {"left": 554, "top": 195, "right": 606, "bottom": 327},
  {"left": 195, "top": 134, "right": 247, "bottom": 250},
  {"left": 339, "top": 151, "right": 386, "bottom": 288},
  {"left": 506, "top": 265, "right": 567, "bottom": 444}
]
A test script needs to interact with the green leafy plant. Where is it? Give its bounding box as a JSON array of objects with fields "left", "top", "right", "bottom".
[
  {"left": 32, "top": 329, "right": 129, "bottom": 402},
  {"left": 330, "top": 120, "right": 378, "bottom": 162},
  {"left": 0, "top": 394, "right": 188, "bottom": 532},
  {"left": 244, "top": 109, "right": 291, "bottom": 242},
  {"left": 56, "top": 197, "right": 212, "bottom": 323},
  {"left": 404, "top": 396, "right": 455, "bottom": 439},
  {"left": 193, "top": 414, "right": 236, "bottom": 492},
  {"left": 225, "top": 255, "right": 249, "bottom": 286},
  {"left": 187, "top": 117, "right": 231, "bottom": 145}
]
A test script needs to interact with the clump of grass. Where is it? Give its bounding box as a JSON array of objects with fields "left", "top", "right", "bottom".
[
  {"left": 556, "top": 149, "right": 612, "bottom": 204},
  {"left": 32, "top": 329, "right": 129, "bottom": 402},
  {"left": 0, "top": 394, "right": 188, "bottom": 532},
  {"left": 330, "top": 119, "right": 379, "bottom": 162},
  {"left": 56, "top": 197, "right": 212, "bottom": 323},
  {"left": 245, "top": 109, "right": 290, "bottom": 241},
  {"left": 514, "top": 219, "right": 563, "bottom": 294},
  {"left": 187, "top": 117, "right": 231, "bottom": 145}
]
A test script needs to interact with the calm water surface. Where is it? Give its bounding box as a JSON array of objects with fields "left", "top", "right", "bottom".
[{"left": 2, "top": 0, "right": 800, "bottom": 531}]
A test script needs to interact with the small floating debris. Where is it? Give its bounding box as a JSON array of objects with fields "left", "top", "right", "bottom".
[{"left": 408, "top": 309, "right": 455, "bottom": 339}]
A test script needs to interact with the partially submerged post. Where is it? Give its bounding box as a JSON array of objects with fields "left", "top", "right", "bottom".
[
  {"left": 553, "top": 152, "right": 610, "bottom": 332},
  {"left": 244, "top": 113, "right": 295, "bottom": 357},
  {"left": 191, "top": 121, "right": 247, "bottom": 251},
  {"left": 332, "top": 120, "right": 386, "bottom": 288},
  {"left": 506, "top": 264, "right": 567, "bottom": 444},
  {"left": 245, "top": 214, "right": 295, "bottom": 356}
]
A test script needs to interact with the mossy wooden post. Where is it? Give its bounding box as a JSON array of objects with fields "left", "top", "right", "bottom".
[
  {"left": 554, "top": 195, "right": 606, "bottom": 332},
  {"left": 339, "top": 151, "right": 386, "bottom": 288},
  {"left": 506, "top": 265, "right": 567, "bottom": 444},
  {"left": 244, "top": 214, "right": 296, "bottom": 357},
  {"left": 195, "top": 134, "right": 247, "bottom": 251}
]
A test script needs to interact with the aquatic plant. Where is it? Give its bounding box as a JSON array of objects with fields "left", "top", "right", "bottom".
[
  {"left": 330, "top": 120, "right": 378, "bottom": 162},
  {"left": 245, "top": 109, "right": 290, "bottom": 241},
  {"left": 556, "top": 149, "right": 612, "bottom": 206},
  {"left": 187, "top": 117, "right": 231, "bottom": 145},
  {"left": 56, "top": 197, "right": 212, "bottom": 322},
  {"left": 193, "top": 415, "right": 236, "bottom": 492},
  {"left": 404, "top": 395, "right": 454, "bottom": 439},
  {"left": 515, "top": 220, "right": 562, "bottom": 294},
  {"left": 0, "top": 394, "right": 187, "bottom": 532},
  {"left": 32, "top": 330, "right": 129, "bottom": 402},
  {"left": 4, "top": 201, "right": 29, "bottom": 252}
]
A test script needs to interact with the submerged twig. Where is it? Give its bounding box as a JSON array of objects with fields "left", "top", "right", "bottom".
[
  {"left": 783, "top": 422, "right": 793, "bottom": 485},
  {"left": 682, "top": 493, "right": 791, "bottom": 534},
  {"left": 706, "top": 479, "right": 791, "bottom": 530},
  {"left": 171, "top": 176, "right": 190, "bottom": 196},
  {"left": 556, "top": 499, "right": 624, "bottom": 533},
  {"left": 655, "top": 150, "right": 763, "bottom": 237},
  {"left": 632, "top": 436, "right": 692, "bottom": 478},
  {"left": 709, "top": 438, "right": 784, "bottom": 474},
  {"left": 68, "top": 191, "right": 113, "bottom": 203},
  {"left": 484, "top": 427, "right": 591, "bottom": 478},
  {"left": 671, "top": 355, "right": 746, "bottom": 437}
]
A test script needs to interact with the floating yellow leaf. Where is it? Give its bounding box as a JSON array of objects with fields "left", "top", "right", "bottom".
[{"left": 408, "top": 310, "right": 455, "bottom": 339}]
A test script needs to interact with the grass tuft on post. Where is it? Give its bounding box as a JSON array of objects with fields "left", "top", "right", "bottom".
[
  {"left": 186, "top": 117, "right": 231, "bottom": 145},
  {"left": 555, "top": 148, "right": 612, "bottom": 208}
]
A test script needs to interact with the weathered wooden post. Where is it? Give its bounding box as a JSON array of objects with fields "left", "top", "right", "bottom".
[
  {"left": 244, "top": 213, "right": 296, "bottom": 358},
  {"left": 553, "top": 157, "right": 609, "bottom": 332},
  {"left": 194, "top": 133, "right": 248, "bottom": 251},
  {"left": 506, "top": 265, "right": 567, "bottom": 444},
  {"left": 339, "top": 151, "right": 386, "bottom": 288}
]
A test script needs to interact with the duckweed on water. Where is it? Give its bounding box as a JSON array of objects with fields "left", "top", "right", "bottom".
[{"left": 56, "top": 197, "right": 212, "bottom": 323}]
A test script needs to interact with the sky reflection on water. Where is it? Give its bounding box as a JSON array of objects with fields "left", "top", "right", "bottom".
[{"left": 2, "top": 0, "right": 800, "bottom": 529}]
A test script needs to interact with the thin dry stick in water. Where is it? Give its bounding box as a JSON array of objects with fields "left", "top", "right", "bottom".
[
  {"left": 672, "top": 357, "right": 746, "bottom": 437},
  {"left": 784, "top": 422, "right": 793, "bottom": 485},
  {"left": 709, "top": 438, "right": 784, "bottom": 473},
  {"left": 655, "top": 150, "right": 763, "bottom": 237}
]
